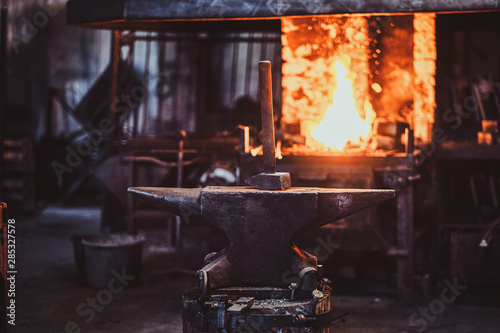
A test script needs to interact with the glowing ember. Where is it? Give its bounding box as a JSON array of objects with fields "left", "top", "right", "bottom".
[
  {"left": 307, "top": 55, "right": 376, "bottom": 151},
  {"left": 371, "top": 83, "right": 382, "bottom": 93}
]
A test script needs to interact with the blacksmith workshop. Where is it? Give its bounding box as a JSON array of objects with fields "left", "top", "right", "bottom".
[{"left": 1, "top": 1, "right": 500, "bottom": 332}]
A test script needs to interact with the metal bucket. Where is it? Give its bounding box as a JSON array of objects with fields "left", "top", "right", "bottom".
[{"left": 81, "top": 234, "right": 145, "bottom": 289}]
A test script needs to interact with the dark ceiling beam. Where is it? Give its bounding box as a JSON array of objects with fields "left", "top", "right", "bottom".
[{"left": 67, "top": 0, "right": 500, "bottom": 30}]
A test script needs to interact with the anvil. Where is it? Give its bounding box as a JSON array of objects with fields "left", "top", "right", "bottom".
[
  {"left": 128, "top": 61, "right": 395, "bottom": 295},
  {"left": 128, "top": 185, "right": 394, "bottom": 291}
]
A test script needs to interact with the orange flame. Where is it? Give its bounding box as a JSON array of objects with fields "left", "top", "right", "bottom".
[{"left": 307, "top": 55, "right": 376, "bottom": 151}]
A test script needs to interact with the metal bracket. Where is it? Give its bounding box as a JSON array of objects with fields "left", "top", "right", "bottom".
[{"left": 227, "top": 297, "right": 255, "bottom": 314}]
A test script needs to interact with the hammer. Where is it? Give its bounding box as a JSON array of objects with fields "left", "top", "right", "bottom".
[{"left": 245, "top": 61, "right": 291, "bottom": 190}]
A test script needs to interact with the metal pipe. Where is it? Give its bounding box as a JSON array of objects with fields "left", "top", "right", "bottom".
[
  {"left": 260, "top": 32, "right": 268, "bottom": 60},
  {"left": 141, "top": 32, "right": 151, "bottom": 135},
  {"left": 488, "top": 163, "right": 498, "bottom": 207},
  {"left": 243, "top": 32, "right": 254, "bottom": 96},
  {"left": 469, "top": 176, "right": 479, "bottom": 208},
  {"left": 230, "top": 35, "right": 239, "bottom": 104},
  {"left": 157, "top": 33, "right": 166, "bottom": 134},
  {"left": 122, "top": 156, "right": 176, "bottom": 168},
  {"left": 258, "top": 61, "right": 276, "bottom": 174},
  {"left": 172, "top": 35, "right": 182, "bottom": 129},
  {"left": 472, "top": 83, "right": 487, "bottom": 120},
  {"left": 124, "top": 31, "right": 136, "bottom": 133},
  {"left": 130, "top": 34, "right": 280, "bottom": 43},
  {"left": 175, "top": 130, "right": 186, "bottom": 248},
  {"left": 216, "top": 33, "right": 225, "bottom": 107},
  {"left": 131, "top": 36, "right": 140, "bottom": 137},
  {"left": 289, "top": 282, "right": 298, "bottom": 301},
  {"left": 194, "top": 33, "right": 208, "bottom": 131},
  {"left": 405, "top": 128, "right": 414, "bottom": 156},
  {"left": 479, "top": 218, "right": 500, "bottom": 248},
  {"left": 110, "top": 30, "right": 121, "bottom": 140}
]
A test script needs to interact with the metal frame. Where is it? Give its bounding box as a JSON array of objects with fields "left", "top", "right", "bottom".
[{"left": 108, "top": 29, "right": 281, "bottom": 137}]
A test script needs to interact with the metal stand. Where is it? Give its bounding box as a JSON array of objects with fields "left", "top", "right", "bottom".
[
  {"left": 182, "top": 285, "right": 339, "bottom": 332},
  {"left": 383, "top": 165, "right": 418, "bottom": 304}
]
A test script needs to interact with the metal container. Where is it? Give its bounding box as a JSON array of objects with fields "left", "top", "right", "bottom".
[{"left": 82, "top": 234, "right": 145, "bottom": 289}]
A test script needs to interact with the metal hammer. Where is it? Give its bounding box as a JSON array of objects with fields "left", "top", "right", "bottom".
[{"left": 245, "top": 61, "right": 291, "bottom": 190}]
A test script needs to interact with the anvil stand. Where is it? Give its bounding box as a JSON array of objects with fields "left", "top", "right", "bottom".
[{"left": 128, "top": 61, "right": 395, "bottom": 332}]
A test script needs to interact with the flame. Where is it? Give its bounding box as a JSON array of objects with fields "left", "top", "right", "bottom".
[{"left": 307, "top": 55, "right": 376, "bottom": 151}]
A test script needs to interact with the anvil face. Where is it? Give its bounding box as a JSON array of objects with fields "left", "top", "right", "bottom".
[{"left": 128, "top": 186, "right": 394, "bottom": 290}]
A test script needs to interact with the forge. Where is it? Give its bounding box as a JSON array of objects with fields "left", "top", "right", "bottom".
[
  {"left": 280, "top": 14, "right": 435, "bottom": 154},
  {"left": 60, "top": 0, "right": 500, "bottom": 332}
]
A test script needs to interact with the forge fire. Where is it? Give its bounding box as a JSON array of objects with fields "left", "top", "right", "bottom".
[{"left": 281, "top": 14, "right": 436, "bottom": 155}]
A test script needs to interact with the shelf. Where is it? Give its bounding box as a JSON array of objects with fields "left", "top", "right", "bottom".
[{"left": 436, "top": 141, "right": 500, "bottom": 160}]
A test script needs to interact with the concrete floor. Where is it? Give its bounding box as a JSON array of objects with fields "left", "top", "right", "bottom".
[{"left": 10, "top": 206, "right": 500, "bottom": 332}]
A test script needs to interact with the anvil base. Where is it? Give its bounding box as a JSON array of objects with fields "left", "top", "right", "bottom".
[{"left": 182, "top": 286, "right": 335, "bottom": 332}]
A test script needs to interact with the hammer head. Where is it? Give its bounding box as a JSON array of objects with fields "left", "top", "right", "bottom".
[{"left": 245, "top": 172, "right": 291, "bottom": 190}]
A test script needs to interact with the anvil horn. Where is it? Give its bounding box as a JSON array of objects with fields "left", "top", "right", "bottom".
[
  {"left": 127, "top": 187, "right": 202, "bottom": 218},
  {"left": 315, "top": 189, "right": 396, "bottom": 228}
]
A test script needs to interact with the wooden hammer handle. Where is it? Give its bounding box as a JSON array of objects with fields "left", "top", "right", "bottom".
[{"left": 258, "top": 61, "right": 276, "bottom": 174}]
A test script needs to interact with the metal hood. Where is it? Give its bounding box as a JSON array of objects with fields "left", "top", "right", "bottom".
[{"left": 66, "top": 0, "right": 500, "bottom": 30}]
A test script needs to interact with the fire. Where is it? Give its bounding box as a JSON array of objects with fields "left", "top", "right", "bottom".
[{"left": 307, "top": 55, "right": 376, "bottom": 151}]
